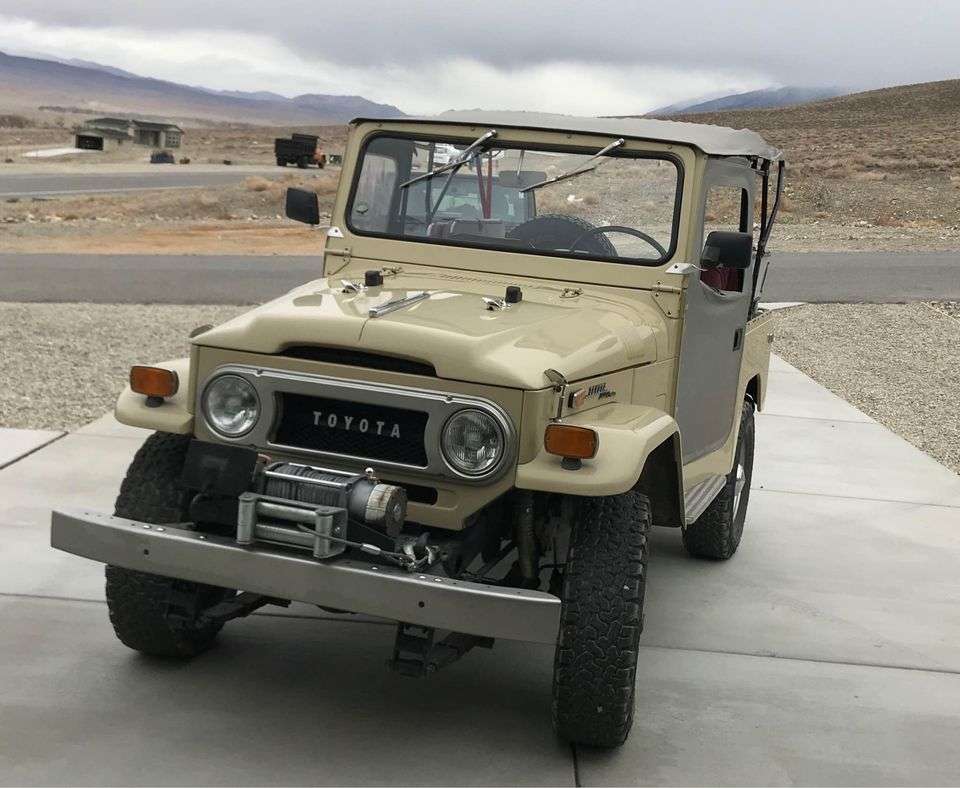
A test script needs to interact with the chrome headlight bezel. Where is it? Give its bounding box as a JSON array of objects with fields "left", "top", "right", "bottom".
[
  {"left": 439, "top": 407, "right": 506, "bottom": 478},
  {"left": 201, "top": 373, "right": 261, "bottom": 438}
]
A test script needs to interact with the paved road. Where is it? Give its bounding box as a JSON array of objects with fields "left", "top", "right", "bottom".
[
  {"left": 0, "top": 251, "right": 957, "bottom": 304},
  {"left": 762, "top": 250, "right": 959, "bottom": 303},
  {"left": 0, "top": 166, "right": 287, "bottom": 198},
  {"left": 3, "top": 360, "right": 960, "bottom": 784}
]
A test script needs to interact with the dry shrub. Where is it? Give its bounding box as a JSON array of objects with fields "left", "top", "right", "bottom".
[
  {"left": 536, "top": 191, "right": 577, "bottom": 215},
  {"left": 193, "top": 192, "right": 232, "bottom": 220},
  {"left": 853, "top": 171, "right": 887, "bottom": 181},
  {"left": 0, "top": 114, "right": 30, "bottom": 128},
  {"left": 875, "top": 213, "right": 903, "bottom": 227},
  {"left": 810, "top": 181, "right": 832, "bottom": 210},
  {"left": 778, "top": 195, "right": 794, "bottom": 213},
  {"left": 244, "top": 176, "right": 273, "bottom": 192},
  {"left": 312, "top": 172, "right": 340, "bottom": 196}
]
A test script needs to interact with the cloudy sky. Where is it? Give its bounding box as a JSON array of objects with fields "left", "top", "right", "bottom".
[{"left": 1, "top": 1, "right": 959, "bottom": 114}]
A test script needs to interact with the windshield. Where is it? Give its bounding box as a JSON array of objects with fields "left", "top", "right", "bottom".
[{"left": 348, "top": 134, "right": 681, "bottom": 265}]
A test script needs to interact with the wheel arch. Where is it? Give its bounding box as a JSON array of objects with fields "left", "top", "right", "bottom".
[
  {"left": 745, "top": 373, "right": 762, "bottom": 411},
  {"left": 633, "top": 431, "right": 684, "bottom": 528},
  {"left": 515, "top": 404, "right": 682, "bottom": 505}
]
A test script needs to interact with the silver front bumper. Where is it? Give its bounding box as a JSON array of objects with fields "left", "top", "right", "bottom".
[{"left": 50, "top": 508, "right": 561, "bottom": 645}]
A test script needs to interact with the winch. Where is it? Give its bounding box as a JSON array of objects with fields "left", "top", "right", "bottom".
[
  {"left": 259, "top": 462, "right": 407, "bottom": 536},
  {"left": 238, "top": 461, "right": 410, "bottom": 561}
]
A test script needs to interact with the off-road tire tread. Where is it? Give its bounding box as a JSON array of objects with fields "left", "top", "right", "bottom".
[
  {"left": 552, "top": 491, "right": 651, "bottom": 748},
  {"left": 107, "top": 432, "right": 230, "bottom": 658},
  {"left": 682, "top": 400, "right": 755, "bottom": 560}
]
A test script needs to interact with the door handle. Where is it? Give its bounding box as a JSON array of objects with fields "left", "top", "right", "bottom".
[{"left": 733, "top": 327, "right": 744, "bottom": 351}]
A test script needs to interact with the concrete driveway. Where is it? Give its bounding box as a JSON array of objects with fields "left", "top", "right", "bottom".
[{"left": 2, "top": 357, "right": 960, "bottom": 785}]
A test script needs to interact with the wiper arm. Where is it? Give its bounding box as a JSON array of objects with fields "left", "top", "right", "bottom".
[
  {"left": 519, "top": 137, "right": 625, "bottom": 193},
  {"left": 399, "top": 129, "right": 497, "bottom": 189}
]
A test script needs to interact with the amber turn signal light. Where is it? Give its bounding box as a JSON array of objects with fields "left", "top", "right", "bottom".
[
  {"left": 130, "top": 366, "right": 179, "bottom": 399},
  {"left": 544, "top": 424, "right": 598, "bottom": 460}
]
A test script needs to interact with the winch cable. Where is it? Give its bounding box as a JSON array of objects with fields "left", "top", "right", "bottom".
[{"left": 295, "top": 523, "right": 413, "bottom": 569}]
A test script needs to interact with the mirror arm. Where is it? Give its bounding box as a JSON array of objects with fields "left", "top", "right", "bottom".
[{"left": 752, "top": 159, "right": 786, "bottom": 313}]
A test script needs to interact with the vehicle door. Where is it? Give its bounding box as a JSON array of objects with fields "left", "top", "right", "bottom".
[{"left": 674, "top": 159, "right": 756, "bottom": 464}]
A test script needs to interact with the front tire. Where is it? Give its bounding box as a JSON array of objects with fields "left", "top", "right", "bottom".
[
  {"left": 682, "top": 399, "right": 755, "bottom": 560},
  {"left": 553, "top": 491, "right": 651, "bottom": 748},
  {"left": 106, "top": 432, "right": 234, "bottom": 658}
]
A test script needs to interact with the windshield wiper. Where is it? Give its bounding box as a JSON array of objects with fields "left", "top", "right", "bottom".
[
  {"left": 519, "top": 137, "right": 625, "bottom": 193},
  {"left": 399, "top": 129, "right": 497, "bottom": 189}
]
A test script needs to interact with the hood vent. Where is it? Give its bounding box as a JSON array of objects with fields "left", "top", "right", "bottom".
[{"left": 278, "top": 346, "right": 437, "bottom": 377}]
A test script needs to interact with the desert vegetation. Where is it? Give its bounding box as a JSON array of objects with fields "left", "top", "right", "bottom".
[{"left": 682, "top": 78, "right": 960, "bottom": 228}]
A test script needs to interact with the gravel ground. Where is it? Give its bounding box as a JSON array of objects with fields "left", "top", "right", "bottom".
[
  {"left": 774, "top": 302, "right": 960, "bottom": 474},
  {"left": 0, "top": 303, "right": 245, "bottom": 430}
]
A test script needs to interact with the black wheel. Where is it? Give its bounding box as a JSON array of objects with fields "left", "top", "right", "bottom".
[
  {"left": 297, "top": 156, "right": 308, "bottom": 169},
  {"left": 276, "top": 157, "right": 286, "bottom": 167},
  {"left": 106, "top": 432, "right": 234, "bottom": 658},
  {"left": 507, "top": 214, "right": 617, "bottom": 257},
  {"left": 682, "top": 399, "right": 755, "bottom": 560},
  {"left": 553, "top": 491, "right": 651, "bottom": 748}
]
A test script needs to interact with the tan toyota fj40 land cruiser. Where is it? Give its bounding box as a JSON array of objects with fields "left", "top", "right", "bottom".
[{"left": 52, "top": 111, "right": 784, "bottom": 748}]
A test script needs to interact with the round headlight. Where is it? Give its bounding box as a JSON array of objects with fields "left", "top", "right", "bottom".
[
  {"left": 441, "top": 409, "right": 504, "bottom": 476},
  {"left": 202, "top": 375, "right": 260, "bottom": 437}
]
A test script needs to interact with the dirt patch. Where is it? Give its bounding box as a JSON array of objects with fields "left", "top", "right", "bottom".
[
  {"left": 0, "top": 303, "right": 247, "bottom": 431},
  {"left": 773, "top": 303, "right": 960, "bottom": 473},
  {"left": 0, "top": 172, "right": 337, "bottom": 253}
]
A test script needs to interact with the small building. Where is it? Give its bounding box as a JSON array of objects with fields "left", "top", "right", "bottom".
[{"left": 74, "top": 117, "right": 183, "bottom": 151}]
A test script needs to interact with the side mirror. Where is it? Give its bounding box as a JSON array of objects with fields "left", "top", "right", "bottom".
[
  {"left": 701, "top": 231, "right": 753, "bottom": 270},
  {"left": 285, "top": 187, "right": 320, "bottom": 225}
]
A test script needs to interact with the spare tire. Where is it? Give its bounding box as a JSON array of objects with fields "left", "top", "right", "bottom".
[{"left": 507, "top": 214, "right": 617, "bottom": 257}]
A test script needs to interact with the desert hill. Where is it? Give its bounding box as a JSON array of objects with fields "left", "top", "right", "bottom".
[
  {"left": 650, "top": 86, "right": 845, "bottom": 116},
  {"left": 685, "top": 79, "right": 960, "bottom": 225},
  {"left": 0, "top": 50, "right": 403, "bottom": 126}
]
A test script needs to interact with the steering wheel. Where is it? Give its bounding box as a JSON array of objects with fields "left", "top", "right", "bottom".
[{"left": 570, "top": 225, "right": 667, "bottom": 258}]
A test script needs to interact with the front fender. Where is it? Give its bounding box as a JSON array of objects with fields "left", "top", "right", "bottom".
[
  {"left": 114, "top": 357, "right": 193, "bottom": 434},
  {"left": 515, "top": 403, "right": 679, "bottom": 497}
]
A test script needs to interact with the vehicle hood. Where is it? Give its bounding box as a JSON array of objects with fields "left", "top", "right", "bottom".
[{"left": 194, "top": 269, "right": 663, "bottom": 389}]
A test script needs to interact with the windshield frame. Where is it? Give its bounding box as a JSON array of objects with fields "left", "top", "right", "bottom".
[{"left": 345, "top": 130, "right": 685, "bottom": 268}]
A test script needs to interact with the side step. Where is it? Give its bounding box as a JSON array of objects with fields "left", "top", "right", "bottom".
[{"left": 387, "top": 623, "right": 494, "bottom": 677}]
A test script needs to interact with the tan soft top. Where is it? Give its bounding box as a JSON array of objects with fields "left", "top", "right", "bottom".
[{"left": 351, "top": 109, "right": 782, "bottom": 160}]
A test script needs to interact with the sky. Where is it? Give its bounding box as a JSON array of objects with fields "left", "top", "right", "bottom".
[{"left": 1, "top": 1, "right": 959, "bottom": 115}]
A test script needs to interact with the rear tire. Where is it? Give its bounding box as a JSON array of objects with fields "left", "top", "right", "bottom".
[
  {"left": 276, "top": 157, "right": 286, "bottom": 167},
  {"left": 106, "top": 432, "right": 234, "bottom": 658},
  {"left": 682, "top": 399, "right": 755, "bottom": 560},
  {"left": 297, "top": 156, "right": 308, "bottom": 169},
  {"left": 552, "top": 491, "right": 651, "bottom": 748}
]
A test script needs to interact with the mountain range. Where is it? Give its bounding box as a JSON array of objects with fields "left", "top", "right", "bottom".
[
  {"left": 649, "top": 86, "right": 848, "bottom": 116},
  {"left": 0, "top": 50, "right": 404, "bottom": 125}
]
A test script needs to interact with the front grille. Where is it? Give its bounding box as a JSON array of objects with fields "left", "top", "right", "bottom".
[
  {"left": 273, "top": 392, "right": 429, "bottom": 466},
  {"left": 278, "top": 346, "right": 436, "bottom": 377}
]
